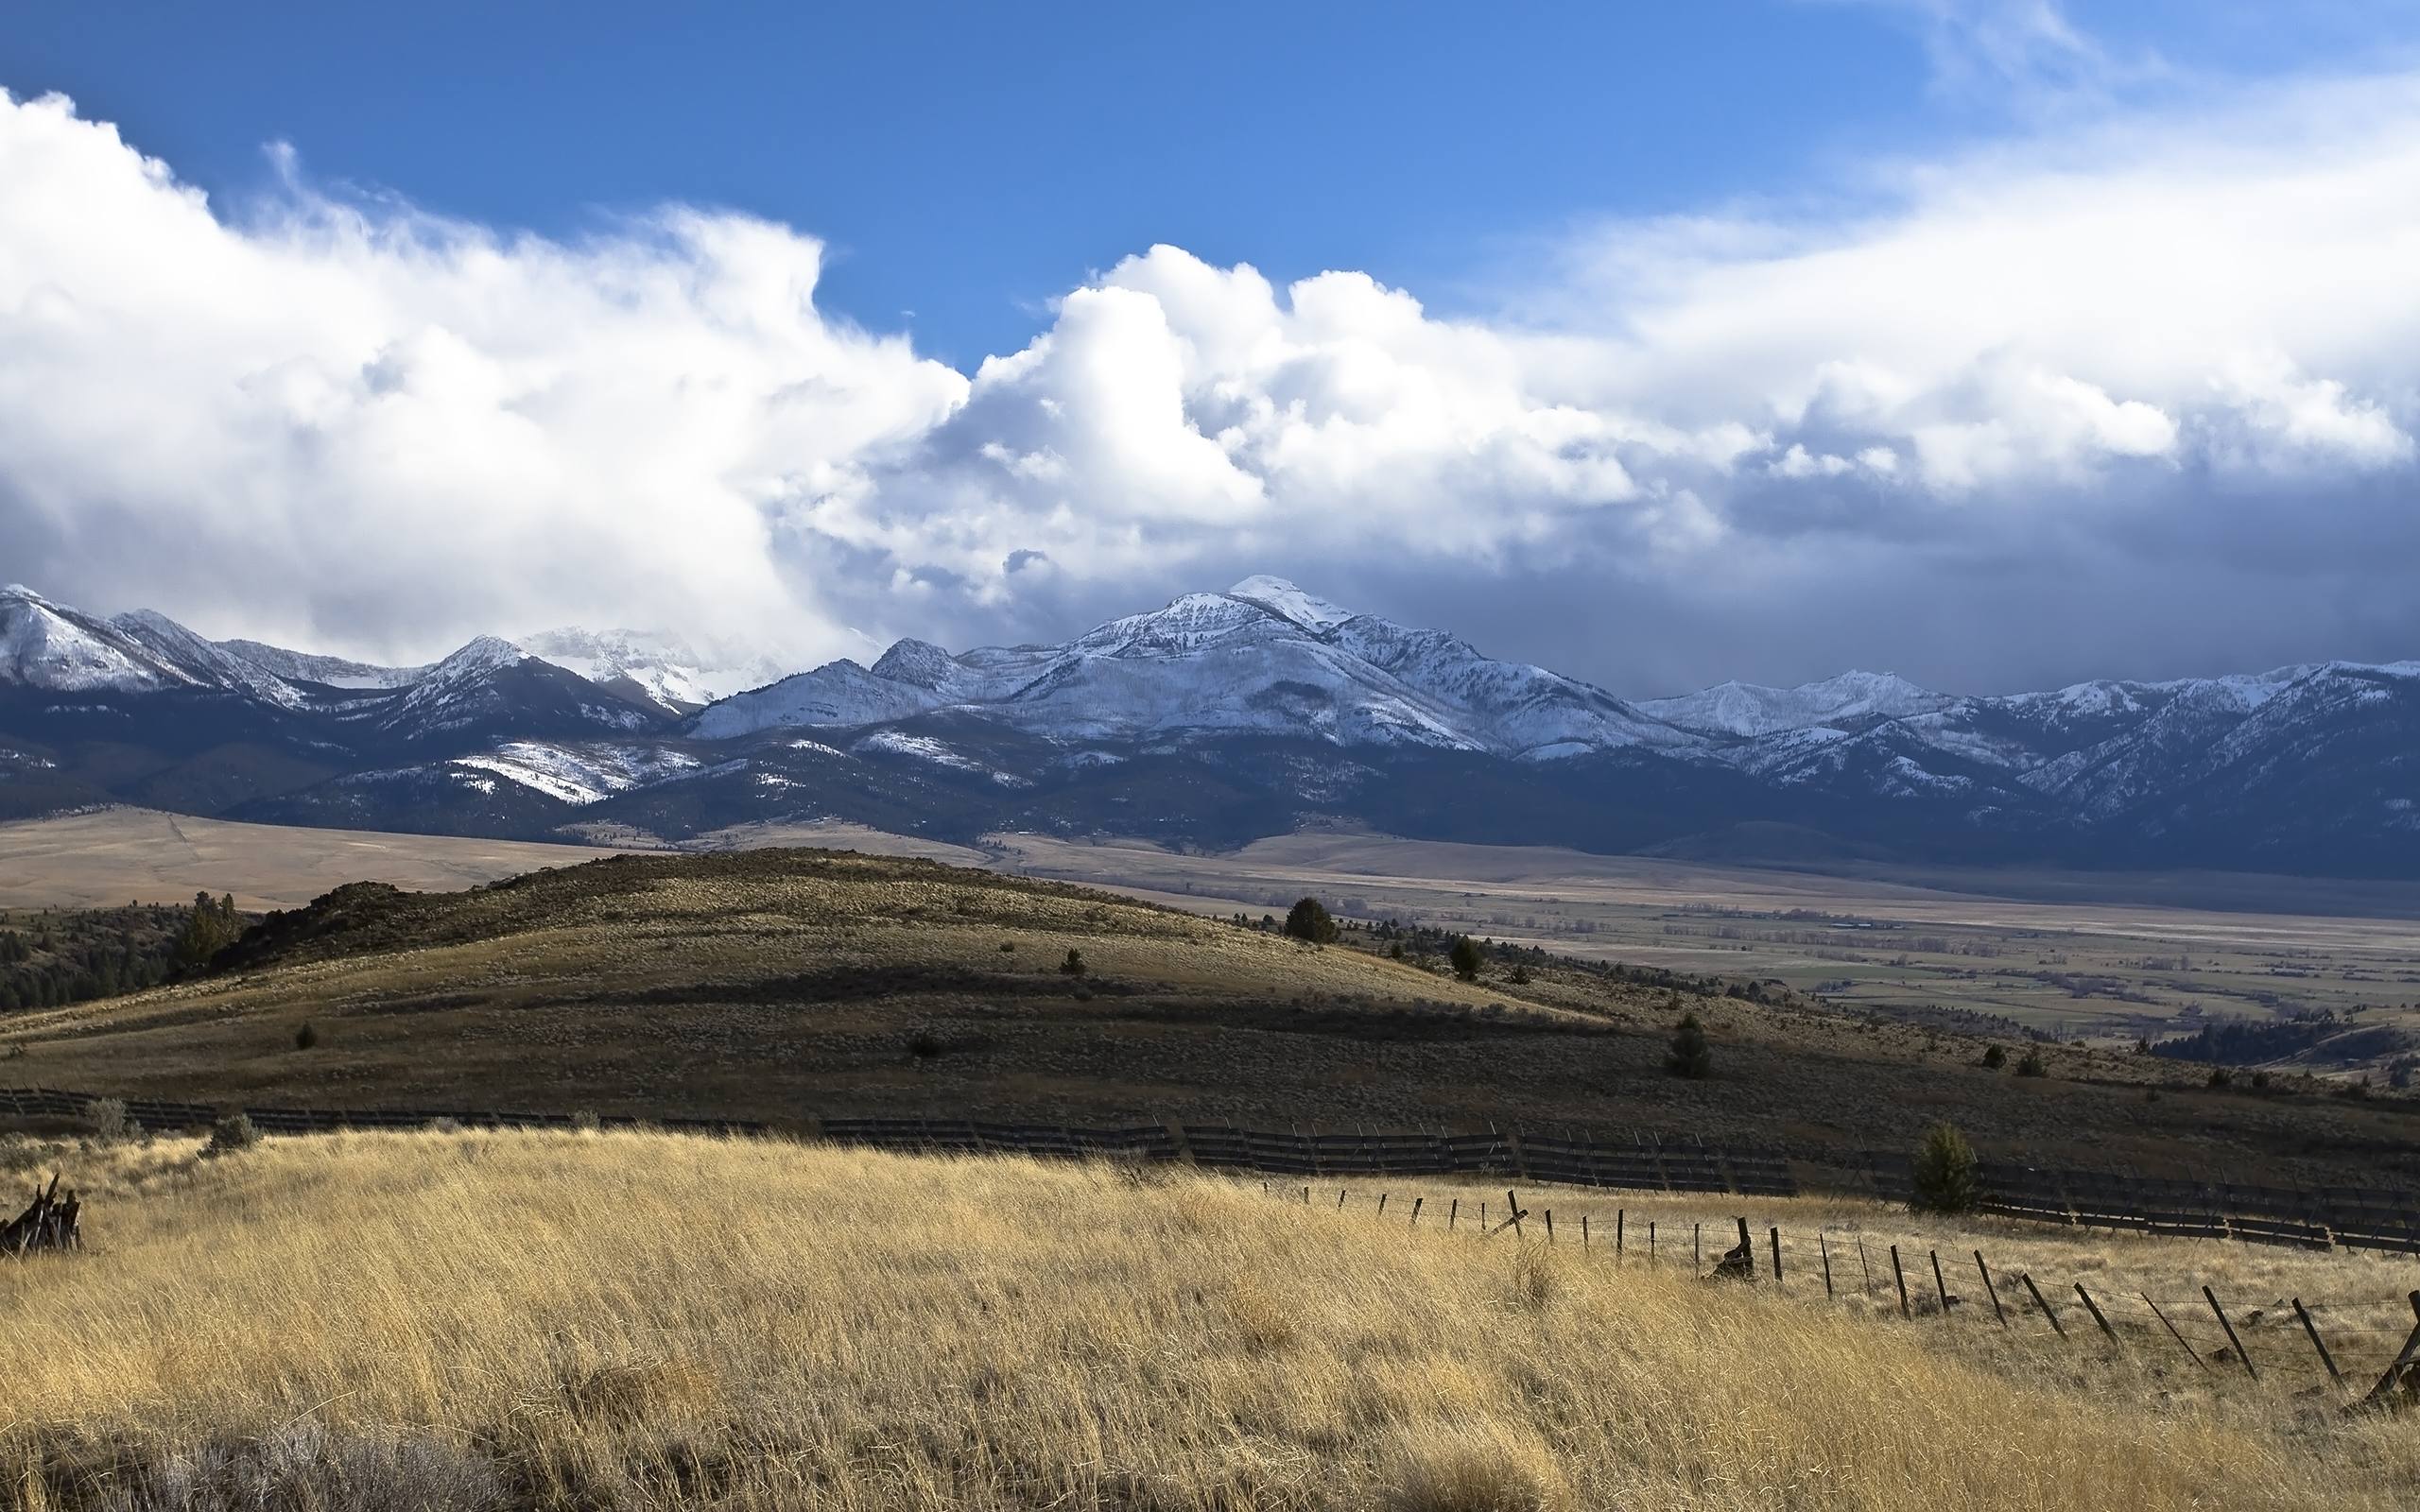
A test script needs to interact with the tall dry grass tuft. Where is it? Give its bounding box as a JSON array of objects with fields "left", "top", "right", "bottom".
[{"left": 0, "top": 1129, "right": 2412, "bottom": 1510}]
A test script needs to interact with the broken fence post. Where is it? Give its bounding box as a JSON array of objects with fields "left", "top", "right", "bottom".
[
  {"left": 1820, "top": 1232, "right": 1834, "bottom": 1299},
  {"left": 1975, "top": 1251, "right": 2007, "bottom": 1329},
  {"left": 2292, "top": 1298, "right": 2342, "bottom": 1387},
  {"left": 1891, "top": 1245, "right": 1910, "bottom": 1318},
  {"left": 2204, "top": 1285, "right": 2256, "bottom": 1379},
  {"left": 2021, "top": 1273, "right": 2066, "bottom": 1337},
  {"left": 2142, "top": 1292, "right": 2204, "bottom": 1369},
  {"left": 2075, "top": 1282, "right": 2118, "bottom": 1345}
]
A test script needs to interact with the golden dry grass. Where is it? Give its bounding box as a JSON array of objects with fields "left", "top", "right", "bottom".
[{"left": 3, "top": 1129, "right": 2415, "bottom": 1510}]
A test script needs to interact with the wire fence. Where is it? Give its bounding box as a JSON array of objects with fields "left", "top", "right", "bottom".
[
  {"left": 5, "top": 1083, "right": 2417, "bottom": 1259},
  {"left": 1260, "top": 1179, "right": 2420, "bottom": 1405}
]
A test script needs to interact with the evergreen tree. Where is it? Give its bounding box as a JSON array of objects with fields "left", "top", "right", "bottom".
[
  {"left": 1448, "top": 936, "right": 1483, "bottom": 981},
  {"left": 1910, "top": 1122, "right": 1980, "bottom": 1214},
  {"left": 1666, "top": 1011, "right": 1713, "bottom": 1078},
  {"left": 1283, "top": 897, "right": 1339, "bottom": 944}
]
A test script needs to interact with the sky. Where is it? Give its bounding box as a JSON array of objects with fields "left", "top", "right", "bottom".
[{"left": 5, "top": 1, "right": 2420, "bottom": 696}]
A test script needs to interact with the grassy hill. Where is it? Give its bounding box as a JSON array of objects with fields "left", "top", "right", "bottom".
[
  {"left": 4, "top": 1126, "right": 2412, "bottom": 1510},
  {"left": 1, "top": 847, "right": 2413, "bottom": 1184}
]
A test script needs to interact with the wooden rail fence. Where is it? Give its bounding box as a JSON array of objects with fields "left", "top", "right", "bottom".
[{"left": 5, "top": 1085, "right": 2415, "bottom": 1250}]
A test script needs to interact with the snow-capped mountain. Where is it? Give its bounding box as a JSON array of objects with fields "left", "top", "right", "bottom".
[
  {"left": 1639, "top": 672, "right": 1952, "bottom": 739},
  {"left": 1, "top": 585, "right": 210, "bottom": 694},
  {"left": 696, "top": 576, "right": 1691, "bottom": 756},
  {"left": 517, "top": 627, "right": 785, "bottom": 714},
  {"left": 214, "top": 638, "right": 428, "bottom": 691},
  {"left": 3, "top": 577, "right": 2413, "bottom": 877}
]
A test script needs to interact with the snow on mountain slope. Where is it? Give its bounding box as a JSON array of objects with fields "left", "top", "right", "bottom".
[
  {"left": 519, "top": 627, "right": 784, "bottom": 713},
  {"left": 111, "top": 610, "right": 309, "bottom": 709},
  {"left": 216, "top": 638, "right": 429, "bottom": 690},
  {"left": 691, "top": 577, "right": 1695, "bottom": 756},
  {"left": 449, "top": 741, "right": 701, "bottom": 805},
  {"left": 1639, "top": 671, "right": 1951, "bottom": 738},
  {"left": 0, "top": 585, "right": 201, "bottom": 693},
  {"left": 1225, "top": 575, "right": 1357, "bottom": 631},
  {"left": 373, "top": 636, "right": 662, "bottom": 741}
]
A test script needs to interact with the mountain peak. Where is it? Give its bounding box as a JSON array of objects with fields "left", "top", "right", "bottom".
[
  {"left": 1225, "top": 576, "right": 1357, "bottom": 632},
  {"left": 871, "top": 638, "right": 961, "bottom": 690}
]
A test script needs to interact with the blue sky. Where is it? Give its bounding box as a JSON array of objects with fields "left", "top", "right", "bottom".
[
  {"left": 16, "top": 1, "right": 2391, "bottom": 364},
  {"left": 9, "top": 3, "right": 1947, "bottom": 365},
  {"left": 6, "top": 3, "right": 2420, "bottom": 692}
]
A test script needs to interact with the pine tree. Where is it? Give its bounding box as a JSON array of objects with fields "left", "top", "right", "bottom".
[
  {"left": 1448, "top": 936, "right": 1483, "bottom": 981},
  {"left": 1910, "top": 1122, "right": 1980, "bottom": 1214},
  {"left": 1283, "top": 897, "right": 1339, "bottom": 944}
]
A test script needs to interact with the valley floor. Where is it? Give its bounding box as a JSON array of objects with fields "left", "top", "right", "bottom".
[{"left": 6, "top": 1128, "right": 2417, "bottom": 1511}]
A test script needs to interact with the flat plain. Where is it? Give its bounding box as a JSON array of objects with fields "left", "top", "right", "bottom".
[{"left": 995, "top": 832, "right": 2420, "bottom": 1064}]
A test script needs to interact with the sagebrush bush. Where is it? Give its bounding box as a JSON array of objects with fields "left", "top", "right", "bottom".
[
  {"left": 83, "top": 1096, "right": 129, "bottom": 1142},
  {"left": 203, "top": 1111, "right": 259, "bottom": 1157}
]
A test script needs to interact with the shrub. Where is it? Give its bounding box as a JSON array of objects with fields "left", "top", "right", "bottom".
[
  {"left": 2014, "top": 1047, "right": 2048, "bottom": 1077},
  {"left": 1448, "top": 936, "right": 1483, "bottom": 982},
  {"left": 1508, "top": 965, "right": 1531, "bottom": 986},
  {"left": 1058, "top": 948, "right": 1086, "bottom": 977},
  {"left": 1666, "top": 1012, "right": 1713, "bottom": 1079},
  {"left": 1979, "top": 1044, "right": 2006, "bottom": 1070},
  {"left": 83, "top": 1096, "right": 129, "bottom": 1142},
  {"left": 1910, "top": 1122, "right": 1980, "bottom": 1214},
  {"left": 1379, "top": 1416, "right": 1570, "bottom": 1512},
  {"left": 2206, "top": 1065, "right": 2234, "bottom": 1090},
  {"left": 1283, "top": 897, "right": 1339, "bottom": 944},
  {"left": 294, "top": 1021, "right": 319, "bottom": 1051},
  {"left": 570, "top": 1108, "right": 602, "bottom": 1132},
  {"left": 204, "top": 1110, "right": 259, "bottom": 1157}
]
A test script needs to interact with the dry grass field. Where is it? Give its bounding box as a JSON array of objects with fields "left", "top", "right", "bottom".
[
  {"left": 3, "top": 846, "right": 2414, "bottom": 1185},
  {"left": 994, "top": 833, "right": 2420, "bottom": 1068},
  {"left": 2, "top": 1127, "right": 2413, "bottom": 1511}
]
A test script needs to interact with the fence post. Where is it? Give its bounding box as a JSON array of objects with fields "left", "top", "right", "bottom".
[
  {"left": 1378, "top": 1192, "right": 1388, "bottom": 1217},
  {"left": 2021, "top": 1273, "right": 2066, "bottom": 1336},
  {"left": 1581, "top": 1213, "right": 1589, "bottom": 1249},
  {"left": 1930, "top": 1250, "right": 1951, "bottom": 1314},
  {"left": 2075, "top": 1282, "right": 2118, "bottom": 1345},
  {"left": 1820, "top": 1232, "right": 1834, "bottom": 1298},
  {"left": 1770, "top": 1227, "right": 1784, "bottom": 1286},
  {"left": 1338, "top": 1187, "right": 1347, "bottom": 1209},
  {"left": 1693, "top": 1223, "right": 1701, "bottom": 1268},
  {"left": 1858, "top": 1234, "right": 1874, "bottom": 1296},
  {"left": 1302, "top": 1186, "right": 1310, "bottom": 1205},
  {"left": 2142, "top": 1293, "right": 2204, "bottom": 1369},
  {"left": 1505, "top": 1190, "right": 1525, "bottom": 1239},
  {"left": 1545, "top": 1209, "right": 1554, "bottom": 1245},
  {"left": 2291, "top": 1298, "right": 2342, "bottom": 1387},
  {"left": 1890, "top": 1245, "right": 1910, "bottom": 1318},
  {"left": 1410, "top": 1196, "right": 1424, "bottom": 1228},
  {"left": 2204, "top": 1286, "right": 2256, "bottom": 1379},
  {"left": 1616, "top": 1208, "right": 1625, "bottom": 1262},
  {"left": 1449, "top": 1197, "right": 1459, "bottom": 1231},
  {"left": 1974, "top": 1251, "right": 2007, "bottom": 1328},
  {"left": 1650, "top": 1221, "right": 1657, "bottom": 1262}
]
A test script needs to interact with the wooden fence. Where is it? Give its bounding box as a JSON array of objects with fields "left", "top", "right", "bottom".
[
  {"left": 4, "top": 1084, "right": 2415, "bottom": 1251},
  {"left": 1859, "top": 1151, "right": 2420, "bottom": 1256}
]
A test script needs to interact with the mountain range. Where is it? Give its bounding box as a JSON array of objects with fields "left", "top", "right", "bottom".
[{"left": 3, "top": 577, "right": 2414, "bottom": 876}]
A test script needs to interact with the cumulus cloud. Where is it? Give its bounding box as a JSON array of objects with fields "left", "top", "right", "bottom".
[{"left": 5, "top": 66, "right": 2420, "bottom": 690}]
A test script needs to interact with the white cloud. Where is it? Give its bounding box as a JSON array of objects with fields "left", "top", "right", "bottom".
[{"left": 6, "top": 67, "right": 2420, "bottom": 687}]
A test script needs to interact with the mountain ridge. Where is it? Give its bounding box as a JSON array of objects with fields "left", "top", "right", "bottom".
[{"left": 1, "top": 579, "right": 2412, "bottom": 877}]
